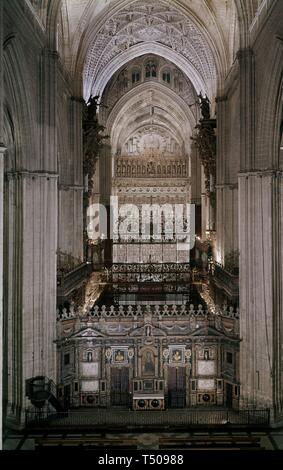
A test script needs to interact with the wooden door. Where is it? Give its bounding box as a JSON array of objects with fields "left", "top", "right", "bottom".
[
  {"left": 168, "top": 367, "right": 186, "bottom": 408},
  {"left": 110, "top": 367, "right": 129, "bottom": 406}
]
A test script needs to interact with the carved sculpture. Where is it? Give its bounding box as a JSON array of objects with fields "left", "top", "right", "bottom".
[
  {"left": 198, "top": 92, "right": 211, "bottom": 120},
  {"left": 115, "top": 155, "right": 187, "bottom": 178},
  {"left": 83, "top": 95, "right": 109, "bottom": 193},
  {"left": 191, "top": 114, "right": 216, "bottom": 203},
  {"left": 85, "top": 2, "right": 216, "bottom": 88}
]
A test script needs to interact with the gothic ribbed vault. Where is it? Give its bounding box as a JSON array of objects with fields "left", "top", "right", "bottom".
[{"left": 29, "top": 0, "right": 242, "bottom": 100}]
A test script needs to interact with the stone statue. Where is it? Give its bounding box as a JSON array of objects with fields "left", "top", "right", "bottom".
[
  {"left": 85, "top": 95, "right": 100, "bottom": 121},
  {"left": 198, "top": 92, "right": 210, "bottom": 120}
]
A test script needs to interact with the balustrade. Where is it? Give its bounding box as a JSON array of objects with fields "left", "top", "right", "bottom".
[{"left": 56, "top": 302, "right": 239, "bottom": 337}]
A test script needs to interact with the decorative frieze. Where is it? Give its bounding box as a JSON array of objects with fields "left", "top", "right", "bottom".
[
  {"left": 115, "top": 156, "right": 188, "bottom": 178},
  {"left": 56, "top": 302, "right": 240, "bottom": 343}
]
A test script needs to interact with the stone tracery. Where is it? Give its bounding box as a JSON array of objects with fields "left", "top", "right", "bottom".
[
  {"left": 83, "top": 0, "right": 218, "bottom": 99},
  {"left": 103, "top": 70, "right": 196, "bottom": 159}
]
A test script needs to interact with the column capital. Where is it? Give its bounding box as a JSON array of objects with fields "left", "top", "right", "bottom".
[
  {"left": 5, "top": 170, "right": 59, "bottom": 181},
  {"left": 238, "top": 169, "right": 283, "bottom": 178}
]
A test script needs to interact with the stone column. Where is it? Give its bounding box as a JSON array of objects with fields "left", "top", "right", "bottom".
[
  {"left": 273, "top": 172, "right": 283, "bottom": 418},
  {"left": 0, "top": 0, "right": 3, "bottom": 141},
  {"left": 215, "top": 95, "right": 228, "bottom": 185},
  {"left": 58, "top": 184, "right": 84, "bottom": 261},
  {"left": 237, "top": 47, "right": 265, "bottom": 411},
  {"left": 201, "top": 166, "right": 209, "bottom": 239},
  {"left": 70, "top": 97, "right": 84, "bottom": 185},
  {"left": 58, "top": 96, "right": 84, "bottom": 261},
  {"left": 216, "top": 184, "right": 238, "bottom": 264},
  {"left": 99, "top": 143, "right": 112, "bottom": 265},
  {"left": 99, "top": 143, "right": 112, "bottom": 204},
  {"left": 0, "top": 0, "right": 6, "bottom": 449},
  {"left": 215, "top": 95, "right": 228, "bottom": 263},
  {"left": 235, "top": 46, "right": 282, "bottom": 418},
  {"left": 40, "top": 48, "right": 58, "bottom": 171},
  {"left": 190, "top": 143, "right": 201, "bottom": 203},
  {"left": 190, "top": 143, "right": 201, "bottom": 237},
  {"left": 0, "top": 145, "right": 6, "bottom": 447},
  {"left": 4, "top": 46, "right": 59, "bottom": 427},
  {"left": 238, "top": 170, "right": 283, "bottom": 414},
  {"left": 237, "top": 48, "right": 255, "bottom": 171},
  {"left": 5, "top": 171, "right": 58, "bottom": 425}
]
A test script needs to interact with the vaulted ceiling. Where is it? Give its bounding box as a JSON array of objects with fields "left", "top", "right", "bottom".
[
  {"left": 27, "top": 0, "right": 268, "bottom": 160},
  {"left": 28, "top": 1, "right": 269, "bottom": 102},
  {"left": 101, "top": 54, "right": 198, "bottom": 156},
  {"left": 74, "top": 0, "right": 238, "bottom": 100},
  {"left": 83, "top": 0, "right": 220, "bottom": 99},
  {"left": 29, "top": 0, "right": 245, "bottom": 99}
]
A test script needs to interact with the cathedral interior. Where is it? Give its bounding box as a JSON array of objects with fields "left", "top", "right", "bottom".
[{"left": 1, "top": 0, "right": 283, "bottom": 451}]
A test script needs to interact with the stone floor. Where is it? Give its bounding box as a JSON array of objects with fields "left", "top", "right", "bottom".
[
  {"left": 4, "top": 408, "right": 283, "bottom": 450},
  {"left": 3, "top": 429, "right": 283, "bottom": 450}
]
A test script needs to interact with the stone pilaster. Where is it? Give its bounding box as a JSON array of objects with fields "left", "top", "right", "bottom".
[{"left": 238, "top": 170, "right": 283, "bottom": 415}]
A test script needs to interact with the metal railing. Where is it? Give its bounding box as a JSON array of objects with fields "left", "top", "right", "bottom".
[{"left": 25, "top": 408, "right": 270, "bottom": 428}]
